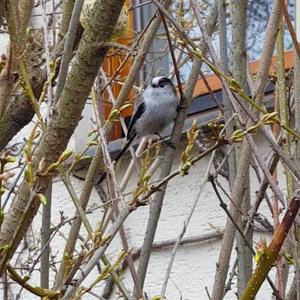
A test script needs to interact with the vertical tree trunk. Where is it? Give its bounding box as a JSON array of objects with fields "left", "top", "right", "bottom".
[
  {"left": 230, "top": 1, "right": 253, "bottom": 296},
  {"left": 134, "top": 3, "right": 218, "bottom": 296},
  {"left": 218, "top": 0, "right": 236, "bottom": 186},
  {"left": 211, "top": 1, "right": 282, "bottom": 298},
  {"left": 40, "top": 182, "right": 52, "bottom": 289},
  {"left": 0, "top": 0, "right": 5, "bottom": 28},
  {"left": 293, "top": 0, "right": 300, "bottom": 298},
  {"left": 274, "top": 19, "right": 290, "bottom": 298}
]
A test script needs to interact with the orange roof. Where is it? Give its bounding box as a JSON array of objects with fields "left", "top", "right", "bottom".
[
  {"left": 193, "top": 50, "right": 294, "bottom": 98},
  {"left": 120, "top": 50, "right": 294, "bottom": 119},
  {"left": 109, "top": 50, "right": 294, "bottom": 140}
]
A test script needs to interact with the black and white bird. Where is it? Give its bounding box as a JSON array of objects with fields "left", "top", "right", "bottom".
[{"left": 114, "top": 76, "right": 179, "bottom": 162}]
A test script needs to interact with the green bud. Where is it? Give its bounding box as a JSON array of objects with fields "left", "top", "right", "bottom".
[
  {"left": 47, "top": 162, "right": 59, "bottom": 173},
  {"left": 5, "top": 156, "right": 16, "bottom": 163},
  {"left": 37, "top": 193, "right": 47, "bottom": 205},
  {"left": 58, "top": 149, "right": 73, "bottom": 163}
]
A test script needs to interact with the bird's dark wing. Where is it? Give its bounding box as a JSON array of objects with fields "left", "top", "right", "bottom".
[
  {"left": 98, "top": 132, "right": 136, "bottom": 183},
  {"left": 127, "top": 97, "right": 145, "bottom": 139}
]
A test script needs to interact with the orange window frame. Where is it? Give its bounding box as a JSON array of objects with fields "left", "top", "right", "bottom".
[{"left": 102, "top": 0, "right": 136, "bottom": 141}]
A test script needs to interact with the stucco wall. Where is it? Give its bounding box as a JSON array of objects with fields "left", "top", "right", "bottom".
[
  {"left": 0, "top": 76, "right": 289, "bottom": 298},
  {"left": 7, "top": 122, "right": 290, "bottom": 299}
]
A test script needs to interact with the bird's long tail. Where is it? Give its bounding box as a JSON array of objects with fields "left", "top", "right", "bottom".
[
  {"left": 114, "top": 133, "right": 136, "bottom": 163},
  {"left": 98, "top": 133, "right": 137, "bottom": 183}
]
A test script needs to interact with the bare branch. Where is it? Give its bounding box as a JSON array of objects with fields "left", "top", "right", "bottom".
[
  {"left": 135, "top": 2, "right": 218, "bottom": 296},
  {"left": 0, "top": 0, "right": 125, "bottom": 274}
]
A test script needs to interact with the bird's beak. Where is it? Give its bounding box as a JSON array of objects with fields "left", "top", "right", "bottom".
[{"left": 151, "top": 83, "right": 156, "bottom": 88}]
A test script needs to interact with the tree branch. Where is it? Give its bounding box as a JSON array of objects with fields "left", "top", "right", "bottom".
[
  {"left": 0, "top": 0, "right": 125, "bottom": 274},
  {"left": 134, "top": 1, "right": 218, "bottom": 295},
  {"left": 53, "top": 1, "right": 172, "bottom": 291}
]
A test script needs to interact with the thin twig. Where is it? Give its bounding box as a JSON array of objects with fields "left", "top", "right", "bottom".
[
  {"left": 280, "top": 0, "right": 300, "bottom": 59},
  {"left": 246, "top": 134, "right": 285, "bottom": 206},
  {"left": 59, "top": 167, "right": 133, "bottom": 300},
  {"left": 55, "top": 3, "right": 170, "bottom": 290},
  {"left": 160, "top": 150, "right": 216, "bottom": 298},
  {"left": 92, "top": 84, "right": 141, "bottom": 295},
  {"left": 55, "top": 0, "right": 84, "bottom": 102},
  {"left": 160, "top": 13, "right": 184, "bottom": 98},
  {"left": 210, "top": 176, "right": 284, "bottom": 300}
]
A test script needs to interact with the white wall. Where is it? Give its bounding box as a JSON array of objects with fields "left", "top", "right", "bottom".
[{"left": 6, "top": 128, "right": 290, "bottom": 300}]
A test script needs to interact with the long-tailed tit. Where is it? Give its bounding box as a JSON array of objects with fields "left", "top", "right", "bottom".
[
  {"left": 114, "top": 76, "right": 178, "bottom": 162},
  {"left": 99, "top": 76, "right": 178, "bottom": 182}
]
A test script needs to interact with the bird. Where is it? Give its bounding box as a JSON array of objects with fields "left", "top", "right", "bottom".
[
  {"left": 99, "top": 76, "right": 178, "bottom": 182},
  {"left": 114, "top": 76, "right": 179, "bottom": 162}
]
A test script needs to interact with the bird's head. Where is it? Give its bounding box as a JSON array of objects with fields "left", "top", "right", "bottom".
[{"left": 150, "top": 76, "right": 175, "bottom": 93}]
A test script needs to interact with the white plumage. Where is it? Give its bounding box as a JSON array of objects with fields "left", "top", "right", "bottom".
[
  {"left": 113, "top": 77, "right": 178, "bottom": 163},
  {"left": 99, "top": 76, "right": 178, "bottom": 181},
  {"left": 130, "top": 77, "right": 178, "bottom": 139}
]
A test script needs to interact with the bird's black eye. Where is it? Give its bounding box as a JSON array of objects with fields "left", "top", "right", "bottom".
[{"left": 159, "top": 82, "right": 165, "bottom": 88}]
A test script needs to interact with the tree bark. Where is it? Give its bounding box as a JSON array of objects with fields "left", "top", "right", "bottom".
[
  {"left": 135, "top": 2, "right": 218, "bottom": 295},
  {"left": 292, "top": 0, "right": 300, "bottom": 298},
  {"left": 53, "top": 1, "right": 170, "bottom": 289},
  {"left": 0, "top": 0, "right": 33, "bottom": 119},
  {"left": 0, "top": 0, "right": 124, "bottom": 272},
  {"left": 230, "top": 1, "right": 253, "bottom": 296},
  {"left": 211, "top": 1, "right": 282, "bottom": 299},
  {"left": 40, "top": 182, "right": 52, "bottom": 289},
  {"left": 0, "top": 0, "right": 75, "bottom": 151}
]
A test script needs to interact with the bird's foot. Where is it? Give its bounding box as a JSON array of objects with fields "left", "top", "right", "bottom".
[
  {"left": 154, "top": 132, "right": 176, "bottom": 149},
  {"left": 164, "top": 140, "right": 176, "bottom": 149}
]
